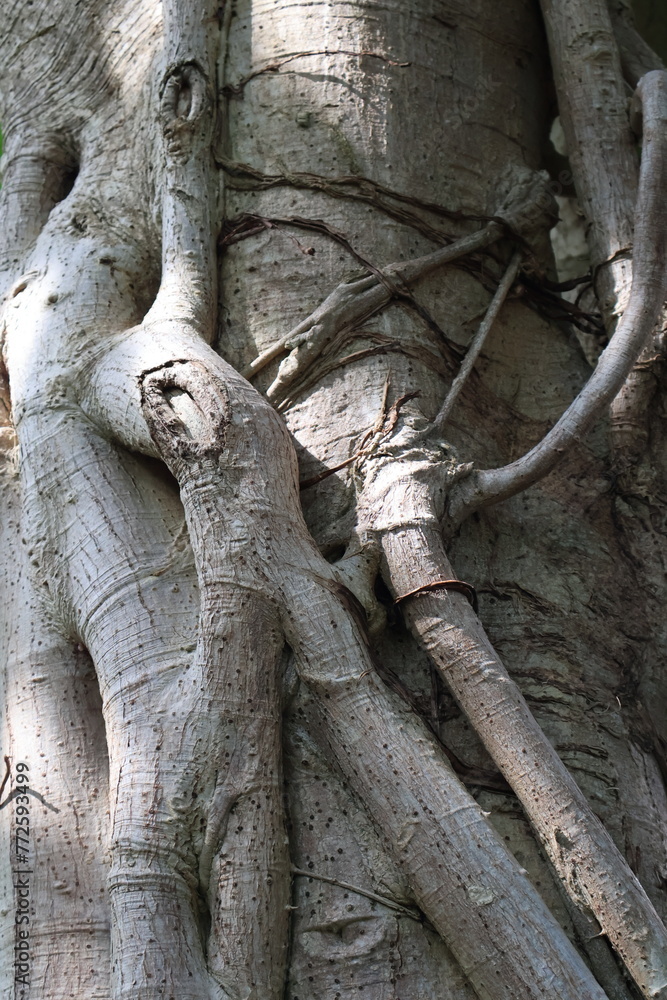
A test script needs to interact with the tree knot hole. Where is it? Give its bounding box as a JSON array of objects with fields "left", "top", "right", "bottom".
[
  {"left": 140, "top": 360, "right": 230, "bottom": 463},
  {"left": 160, "top": 62, "right": 210, "bottom": 137}
]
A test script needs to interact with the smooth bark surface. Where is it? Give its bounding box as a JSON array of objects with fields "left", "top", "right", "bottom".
[{"left": 1, "top": 1, "right": 667, "bottom": 999}]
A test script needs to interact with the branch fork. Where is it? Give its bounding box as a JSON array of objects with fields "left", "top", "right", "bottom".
[{"left": 445, "top": 70, "right": 667, "bottom": 529}]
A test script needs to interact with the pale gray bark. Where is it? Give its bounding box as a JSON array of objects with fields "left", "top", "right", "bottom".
[
  {"left": 447, "top": 70, "right": 667, "bottom": 523},
  {"left": 1, "top": 2, "right": 667, "bottom": 1000}
]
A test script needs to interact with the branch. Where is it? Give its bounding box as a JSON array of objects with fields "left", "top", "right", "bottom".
[
  {"left": 609, "top": 68, "right": 667, "bottom": 469},
  {"left": 241, "top": 169, "right": 556, "bottom": 405},
  {"left": 608, "top": 0, "right": 665, "bottom": 88},
  {"left": 374, "top": 503, "right": 667, "bottom": 1000},
  {"left": 541, "top": 0, "right": 666, "bottom": 470},
  {"left": 142, "top": 1, "right": 218, "bottom": 339},
  {"left": 79, "top": 296, "right": 612, "bottom": 1000},
  {"left": 428, "top": 250, "right": 522, "bottom": 433},
  {"left": 291, "top": 867, "right": 422, "bottom": 921},
  {"left": 245, "top": 222, "right": 501, "bottom": 398},
  {"left": 448, "top": 71, "right": 667, "bottom": 527},
  {"left": 284, "top": 571, "right": 611, "bottom": 1000},
  {"left": 539, "top": 0, "right": 638, "bottom": 329}
]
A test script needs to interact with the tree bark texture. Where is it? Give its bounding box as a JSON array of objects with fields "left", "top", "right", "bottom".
[{"left": 1, "top": 1, "right": 667, "bottom": 999}]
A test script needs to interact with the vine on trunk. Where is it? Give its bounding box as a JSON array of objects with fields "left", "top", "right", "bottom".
[{"left": 1, "top": 1, "right": 667, "bottom": 998}]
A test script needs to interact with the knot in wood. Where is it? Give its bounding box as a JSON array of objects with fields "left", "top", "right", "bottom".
[
  {"left": 160, "top": 61, "right": 211, "bottom": 154},
  {"left": 139, "top": 359, "right": 230, "bottom": 473}
]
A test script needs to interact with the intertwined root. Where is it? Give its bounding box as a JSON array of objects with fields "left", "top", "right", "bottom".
[
  {"left": 133, "top": 346, "right": 608, "bottom": 1000},
  {"left": 2, "top": 0, "right": 666, "bottom": 988},
  {"left": 4, "top": 178, "right": 663, "bottom": 996}
]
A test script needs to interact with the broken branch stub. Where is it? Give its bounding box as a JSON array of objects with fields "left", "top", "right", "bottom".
[
  {"left": 257, "top": 224, "right": 502, "bottom": 401},
  {"left": 140, "top": 360, "right": 231, "bottom": 471}
]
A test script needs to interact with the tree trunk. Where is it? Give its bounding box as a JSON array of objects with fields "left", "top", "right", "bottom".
[{"left": 1, "top": 1, "right": 667, "bottom": 998}]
